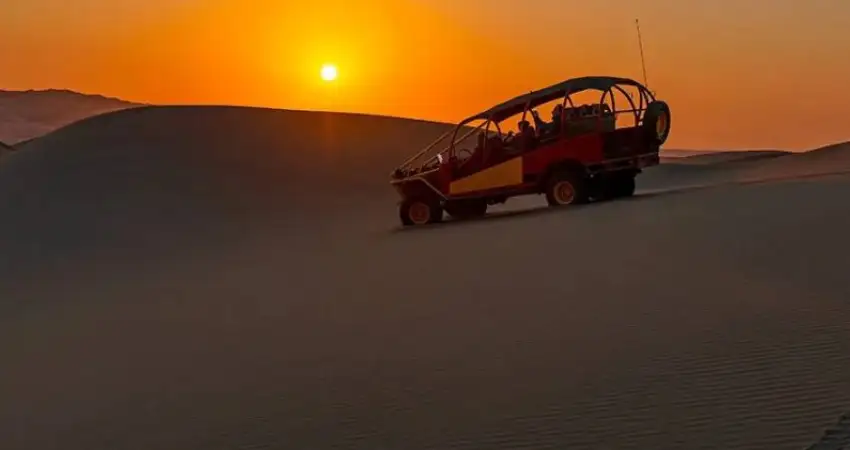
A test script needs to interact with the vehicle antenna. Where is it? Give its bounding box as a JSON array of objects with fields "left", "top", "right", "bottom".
[{"left": 635, "top": 18, "right": 649, "bottom": 89}]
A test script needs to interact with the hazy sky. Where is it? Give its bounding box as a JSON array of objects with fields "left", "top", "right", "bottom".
[{"left": 2, "top": 0, "right": 848, "bottom": 149}]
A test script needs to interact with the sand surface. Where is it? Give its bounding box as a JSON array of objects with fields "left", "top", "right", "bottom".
[{"left": 1, "top": 106, "right": 849, "bottom": 450}]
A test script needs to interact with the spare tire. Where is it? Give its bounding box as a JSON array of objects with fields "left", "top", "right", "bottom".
[{"left": 643, "top": 100, "right": 671, "bottom": 145}]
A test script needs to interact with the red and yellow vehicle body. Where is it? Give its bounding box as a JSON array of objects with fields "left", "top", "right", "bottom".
[
  {"left": 393, "top": 125, "right": 661, "bottom": 202},
  {"left": 390, "top": 76, "right": 671, "bottom": 225}
]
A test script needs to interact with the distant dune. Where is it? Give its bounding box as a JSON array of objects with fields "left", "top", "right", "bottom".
[
  {"left": 1, "top": 105, "right": 849, "bottom": 450},
  {"left": 737, "top": 140, "right": 850, "bottom": 181},
  {"left": 642, "top": 142, "right": 850, "bottom": 193},
  {"left": 0, "top": 89, "right": 140, "bottom": 144},
  {"left": 661, "top": 150, "right": 791, "bottom": 165},
  {"left": 660, "top": 148, "right": 721, "bottom": 159}
]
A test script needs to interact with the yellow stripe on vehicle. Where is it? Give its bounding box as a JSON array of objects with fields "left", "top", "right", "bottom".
[{"left": 449, "top": 157, "right": 523, "bottom": 195}]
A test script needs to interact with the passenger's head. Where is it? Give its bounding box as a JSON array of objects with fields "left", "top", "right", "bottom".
[
  {"left": 552, "top": 104, "right": 564, "bottom": 118},
  {"left": 518, "top": 120, "right": 530, "bottom": 132}
]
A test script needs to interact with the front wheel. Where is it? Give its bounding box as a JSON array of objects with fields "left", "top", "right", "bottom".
[
  {"left": 399, "top": 198, "right": 443, "bottom": 226},
  {"left": 545, "top": 171, "right": 589, "bottom": 207}
]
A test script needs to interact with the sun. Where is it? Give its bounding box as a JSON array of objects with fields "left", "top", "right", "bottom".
[{"left": 320, "top": 64, "right": 338, "bottom": 82}]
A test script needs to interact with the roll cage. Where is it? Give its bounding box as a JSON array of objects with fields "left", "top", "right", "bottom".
[{"left": 393, "top": 76, "right": 656, "bottom": 178}]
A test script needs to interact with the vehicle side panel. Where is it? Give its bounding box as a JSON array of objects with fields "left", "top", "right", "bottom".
[
  {"left": 449, "top": 157, "right": 523, "bottom": 195},
  {"left": 393, "top": 171, "right": 445, "bottom": 201},
  {"left": 522, "top": 133, "right": 604, "bottom": 176},
  {"left": 448, "top": 182, "right": 538, "bottom": 200}
]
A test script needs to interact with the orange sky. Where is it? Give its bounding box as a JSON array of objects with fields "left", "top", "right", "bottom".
[{"left": 2, "top": 0, "right": 848, "bottom": 150}]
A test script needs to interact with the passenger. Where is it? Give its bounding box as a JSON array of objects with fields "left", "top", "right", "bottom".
[
  {"left": 531, "top": 104, "right": 564, "bottom": 138},
  {"left": 518, "top": 120, "right": 537, "bottom": 151},
  {"left": 502, "top": 130, "right": 521, "bottom": 155},
  {"left": 549, "top": 104, "right": 564, "bottom": 136},
  {"left": 530, "top": 109, "right": 547, "bottom": 134}
]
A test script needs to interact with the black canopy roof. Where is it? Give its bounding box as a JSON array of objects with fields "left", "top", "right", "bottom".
[{"left": 464, "top": 76, "right": 649, "bottom": 123}]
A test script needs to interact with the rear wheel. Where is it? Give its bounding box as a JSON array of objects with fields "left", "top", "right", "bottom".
[
  {"left": 444, "top": 199, "right": 488, "bottom": 220},
  {"left": 545, "top": 171, "right": 589, "bottom": 207},
  {"left": 399, "top": 198, "right": 443, "bottom": 226}
]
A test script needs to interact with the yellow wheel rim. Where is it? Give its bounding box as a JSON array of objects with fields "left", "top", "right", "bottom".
[
  {"left": 554, "top": 181, "right": 576, "bottom": 204},
  {"left": 409, "top": 202, "right": 431, "bottom": 224},
  {"left": 656, "top": 111, "right": 669, "bottom": 139}
]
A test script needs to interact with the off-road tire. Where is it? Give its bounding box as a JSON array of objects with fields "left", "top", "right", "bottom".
[
  {"left": 643, "top": 100, "right": 671, "bottom": 145},
  {"left": 545, "top": 171, "right": 589, "bottom": 207},
  {"left": 399, "top": 198, "right": 443, "bottom": 226}
]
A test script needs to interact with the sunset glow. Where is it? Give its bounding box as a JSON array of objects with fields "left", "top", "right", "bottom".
[{"left": 2, "top": 0, "right": 848, "bottom": 150}]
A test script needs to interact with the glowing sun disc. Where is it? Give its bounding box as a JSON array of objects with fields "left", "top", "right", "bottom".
[{"left": 320, "top": 64, "right": 338, "bottom": 81}]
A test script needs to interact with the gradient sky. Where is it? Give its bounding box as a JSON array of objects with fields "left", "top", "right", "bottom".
[{"left": 2, "top": 0, "right": 848, "bottom": 150}]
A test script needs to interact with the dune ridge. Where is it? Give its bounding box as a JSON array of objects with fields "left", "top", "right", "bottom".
[
  {"left": 1, "top": 105, "right": 849, "bottom": 450},
  {"left": 661, "top": 149, "right": 791, "bottom": 165},
  {"left": 0, "top": 88, "right": 141, "bottom": 144},
  {"left": 806, "top": 412, "right": 850, "bottom": 450}
]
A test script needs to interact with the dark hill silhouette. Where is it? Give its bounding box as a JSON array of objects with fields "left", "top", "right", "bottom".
[
  {"left": 11, "top": 105, "right": 453, "bottom": 203},
  {"left": 1, "top": 106, "right": 454, "bottom": 279},
  {"left": 0, "top": 88, "right": 140, "bottom": 144}
]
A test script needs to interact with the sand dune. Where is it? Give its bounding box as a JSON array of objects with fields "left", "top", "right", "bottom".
[
  {"left": 641, "top": 141, "right": 850, "bottom": 193},
  {"left": 661, "top": 150, "right": 791, "bottom": 166},
  {"left": 0, "top": 89, "right": 139, "bottom": 144},
  {"left": 11, "top": 105, "right": 450, "bottom": 196},
  {"left": 1, "top": 106, "right": 849, "bottom": 450},
  {"left": 737, "top": 141, "right": 850, "bottom": 181},
  {"left": 1, "top": 106, "right": 453, "bottom": 281}
]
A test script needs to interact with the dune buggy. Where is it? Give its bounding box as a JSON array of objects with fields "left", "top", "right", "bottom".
[{"left": 390, "top": 76, "right": 671, "bottom": 226}]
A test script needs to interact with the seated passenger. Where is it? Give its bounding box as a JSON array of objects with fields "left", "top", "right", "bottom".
[
  {"left": 531, "top": 104, "right": 564, "bottom": 138},
  {"left": 518, "top": 120, "right": 537, "bottom": 151}
]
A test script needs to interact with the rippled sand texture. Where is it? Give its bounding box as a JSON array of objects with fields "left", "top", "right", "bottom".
[{"left": 1, "top": 107, "right": 848, "bottom": 450}]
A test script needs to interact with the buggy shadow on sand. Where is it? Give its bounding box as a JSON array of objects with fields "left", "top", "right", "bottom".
[{"left": 390, "top": 76, "right": 671, "bottom": 227}]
